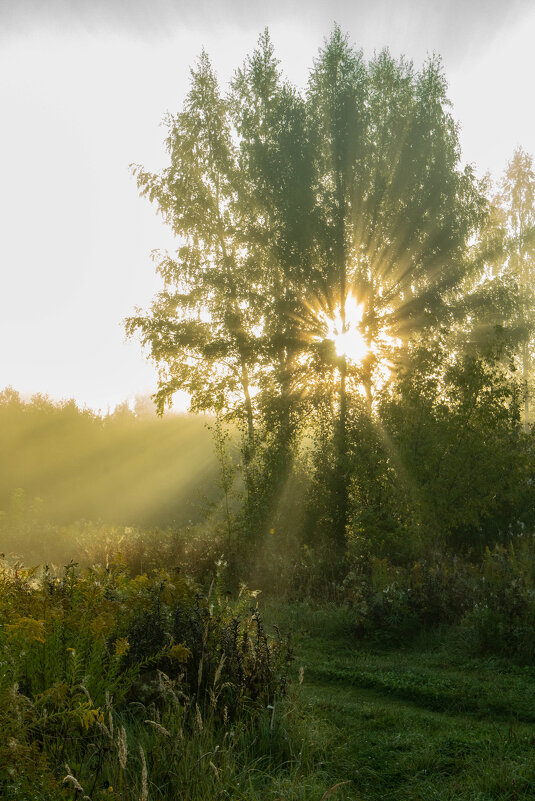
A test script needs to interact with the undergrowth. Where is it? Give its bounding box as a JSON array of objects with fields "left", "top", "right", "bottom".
[
  {"left": 0, "top": 558, "right": 302, "bottom": 800},
  {"left": 344, "top": 535, "right": 535, "bottom": 662}
]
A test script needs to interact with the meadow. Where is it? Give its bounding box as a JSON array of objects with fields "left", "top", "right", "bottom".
[
  {"left": 2, "top": 511, "right": 535, "bottom": 800},
  {"left": 3, "top": 25, "right": 535, "bottom": 800}
]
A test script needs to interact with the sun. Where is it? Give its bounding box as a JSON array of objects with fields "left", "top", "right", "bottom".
[{"left": 324, "top": 293, "right": 369, "bottom": 364}]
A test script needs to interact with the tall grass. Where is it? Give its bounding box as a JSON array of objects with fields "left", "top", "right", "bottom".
[{"left": 0, "top": 557, "right": 300, "bottom": 800}]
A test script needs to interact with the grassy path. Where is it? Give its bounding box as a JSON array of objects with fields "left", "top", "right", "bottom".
[{"left": 265, "top": 605, "right": 535, "bottom": 801}]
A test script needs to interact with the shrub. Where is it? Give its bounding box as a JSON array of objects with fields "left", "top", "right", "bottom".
[
  {"left": 461, "top": 540, "right": 535, "bottom": 662},
  {"left": 345, "top": 537, "right": 535, "bottom": 662},
  {"left": 0, "top": 557, "right": 292, "bottom": 799},
  {"left": 347, "top": 553, "right": 477, "bottom": 643}
]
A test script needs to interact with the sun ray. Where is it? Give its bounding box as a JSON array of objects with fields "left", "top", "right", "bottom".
[{"left": 320, "top": 292, "right": 369, "bottom": 364}]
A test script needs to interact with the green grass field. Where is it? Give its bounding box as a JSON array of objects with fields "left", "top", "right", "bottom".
[{"left": 262, "top": 602, "right": 535, "bottom": 801}]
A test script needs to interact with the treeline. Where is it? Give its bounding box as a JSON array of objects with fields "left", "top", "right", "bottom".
[{"left": 0, "top": 388, "right": 220, "bottom": 529}]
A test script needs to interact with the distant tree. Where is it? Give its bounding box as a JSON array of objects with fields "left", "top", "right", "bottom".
[{"left": 498, "top": 147, "right": 535, "bottom": 425}]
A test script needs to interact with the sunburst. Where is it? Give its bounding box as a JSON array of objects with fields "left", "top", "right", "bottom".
[{"left": 322, "top": 293, "right": 369, "bottom": 364}]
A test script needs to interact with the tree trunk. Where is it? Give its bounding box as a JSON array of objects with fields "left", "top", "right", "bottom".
[
  {"left": 331, "top": 166, "right": 349, "bottom": 577},
  {"left": 240, "top": 362, "right": 255, "bottom": 458},
  {"left": 332, "top": 354, "right": 349, "bottom": 570},
  {"left": 522, "top": 339, "right": 530, "bottom": 431}
]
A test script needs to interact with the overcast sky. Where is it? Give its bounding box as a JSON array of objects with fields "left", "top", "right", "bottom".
[{"left": 1, "top": 0, "right": 534, "bottom": 412}]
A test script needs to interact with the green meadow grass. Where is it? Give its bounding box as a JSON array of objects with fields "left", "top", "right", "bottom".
[{"left": 260, "top": 601, "right": 535, "bottom": 801}]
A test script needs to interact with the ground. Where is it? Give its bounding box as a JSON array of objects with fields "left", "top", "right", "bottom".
[{"left": 263, "top": 602, "right": 535, "bottom": 801}]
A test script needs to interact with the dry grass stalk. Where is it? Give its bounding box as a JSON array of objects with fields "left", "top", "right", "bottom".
[
  {"left": 145, "top": 719, "right": 171, "bottom": 736},
  {"left": 197, "top": 656, "right": 204, "bottom": 692},
  {"left": 63, "top": 763, "right": 84, "bottom": 793},
  {"left": 139, "top": 744, "right": 148, "bottom": 801},
  {"left": 320, "top": 781, "right": 351, "bottom": 799},
  {"left": 209, "top": 760, "right": 219, "bottom": 779},
  {"left": 196, "top": 702, "right": 203, "bottom": 732},
  {"left": 213, "top": 654, "right": 225, "bottom": 688},
  {"left": 117, "top": 725, "right": 128, "bottom": 770}
]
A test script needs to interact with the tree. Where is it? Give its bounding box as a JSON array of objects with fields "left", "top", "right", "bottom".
[
  {"left": 303, "top": 30, "right": 485, "bottom": 568},
  {"left": 372, "top": 336, "right": 530, "bottom": 555},
  {"left": 127, "top": 52, "right": 259, "bottom": 458},
  {"left": 229, "top": 32, "right": 318, "bottom": 535},
  {"left": 499, "top": 147, "right": 535, "bottom": 426},
  {"left": 128, "top": 29, "right": 486, "bottom": 571}
]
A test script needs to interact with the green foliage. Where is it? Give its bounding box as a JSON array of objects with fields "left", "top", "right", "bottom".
[
  {"left": 344, "top": 336, "right": 535, "bottom": 556},
  {"left": 0, "top": 558, "right": 293, "bottom": 800},
  {"left": 343, "top": 535, "right": 535, "bottom": 663},
  {"left": 497, "top": 147, "right": 535, "bottom": 425},
  {"left": 128, "top": 28, "right": 489, "bottom": 561},
  {"left": 462, "top": 540, "right": 535, "bottom": 662},
  {"left": 347, "top": 553, "right": 478, "bottom": 644}
]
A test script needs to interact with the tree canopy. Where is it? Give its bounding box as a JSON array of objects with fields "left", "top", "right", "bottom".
[
  {"left": 128, "top": 28, "right": 485, "bottom": 414},
  {"left": 128, "top": 28, "right": 531, "bottom": 569}
]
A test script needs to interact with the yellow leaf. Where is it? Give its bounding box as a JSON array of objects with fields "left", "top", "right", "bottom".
[{"left": 167, "top": 643, "right": 192, "bottom": 663}]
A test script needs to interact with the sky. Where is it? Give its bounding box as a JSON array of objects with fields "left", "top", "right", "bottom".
[{"left": 1, "top": 0, "right": 534, "bottom": 413}]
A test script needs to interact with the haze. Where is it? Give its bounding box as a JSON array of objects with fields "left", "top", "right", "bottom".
[{"left": 1, "top": 0, "right": 533, "bottom": 412}]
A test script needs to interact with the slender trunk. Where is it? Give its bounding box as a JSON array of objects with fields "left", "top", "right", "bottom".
[
  {"left": 364, "top": 289, "right": 374, "bottom": 415},
  {"left": 214, "top": 156, "right": 254, "bottom": 450},
  {"left": 363, "top": 375, "right": 373, "bottom": 415},
  {"left": 280, "top": 348, "right": 292, "bottom": 441},
  {"left": 332, "top": 163, "right": 348, "bottom": 574},
  {"left": 218, "top": 233, "right": 256, "bottom": 457},
  {"left": 523, "top": 339, "right": 530, "bottom": 431},
  {"left": 240, "top": 363, "right": 255, "bottom": 458},
  {"left": 333, "top": 355, "right": 348, "bottom": 559}
]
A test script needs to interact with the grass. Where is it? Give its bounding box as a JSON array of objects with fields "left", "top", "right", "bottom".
[{"left": 261, "top": 600, "right": 535, "bottom": 801}]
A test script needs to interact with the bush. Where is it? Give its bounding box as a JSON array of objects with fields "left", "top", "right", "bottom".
[
  {"left": 461, "top": 540, "right": 535, "bottom": 662},
  {"left": 344, "top": 537, "right": 535, "bottom": 661},
  {"left": 347, "top": 553, "right": 477, "bottom": 644},
  {"left": 0, "top": 557, "right": 292, "bottom": 799}
]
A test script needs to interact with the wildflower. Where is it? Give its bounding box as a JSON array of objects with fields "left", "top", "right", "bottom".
[
  {"left": 114, "top": 637, "right": 130, "bottom": 657},
  {"left": 5, "top": 616, "right": 46, "bottom": 643},
  {"left": 167, "top": 642, "right": 192, "bottom": 663}
]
